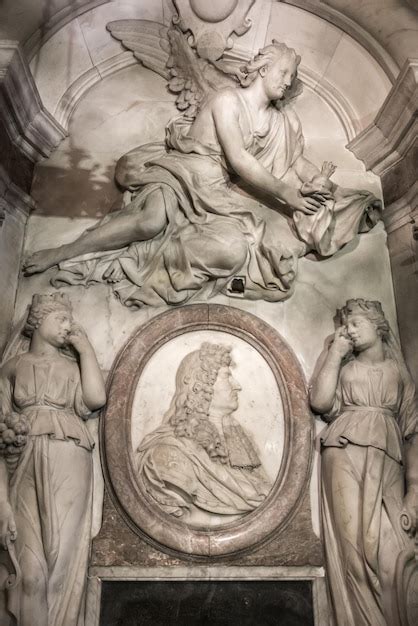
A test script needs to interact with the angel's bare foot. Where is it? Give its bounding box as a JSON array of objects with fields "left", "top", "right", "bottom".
[
  {"left": 23, "top": 248, "right": 62, "bottom": 275},
  {"left": 320, "top": 161, "right": 337, "bottom": 178}
]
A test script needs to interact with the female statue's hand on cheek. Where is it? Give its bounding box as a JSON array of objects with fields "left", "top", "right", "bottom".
[{"left": 329, "top": 327, "right": 353, "bottom": 360}]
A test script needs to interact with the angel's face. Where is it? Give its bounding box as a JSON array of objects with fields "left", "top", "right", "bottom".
[{"left": 262, "top": 54, "right": 297, "bottom": 100}]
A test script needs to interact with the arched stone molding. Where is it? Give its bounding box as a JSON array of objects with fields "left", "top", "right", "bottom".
[
  {"left": 28, "top": 1, "right": 392, "bottom": 141},
  {"left": 23, "top": 1, "right": 109, "bottom": 61},
  {"left": 0, "top": 41, "right": 66, "bottom": 162},
  {"left": 279, "top": 0, "right": 399, "bottom": 83},
  {"left": 53, "top": 44, "right": 360, "bottom": 142}
]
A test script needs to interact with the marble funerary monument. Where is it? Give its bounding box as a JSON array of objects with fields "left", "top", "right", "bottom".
[{"left": 0, "top": 1, "right": 417, "bottom": 625}]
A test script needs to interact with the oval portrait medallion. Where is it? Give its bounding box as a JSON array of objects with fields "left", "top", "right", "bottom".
[{"left": 102, "top": 304, "right": 313, "bottom": 557}]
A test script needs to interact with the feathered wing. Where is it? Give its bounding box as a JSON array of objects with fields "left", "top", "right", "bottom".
[
  {"left": 107, "top": 20, "right": 239, "bottom": 119},
  {"left": 107, "top": 20, "right": 170, "bottom": 79}
]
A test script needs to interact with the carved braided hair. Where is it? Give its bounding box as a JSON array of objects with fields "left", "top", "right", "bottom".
[{"left": 169, "top": 343, "right": 232, "bottom": 463}]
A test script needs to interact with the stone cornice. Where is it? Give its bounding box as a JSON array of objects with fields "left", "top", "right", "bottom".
[
  {"left": 0, "top": 165, "right": 36, "bottom": 219},
  {"left": 347, "top": 59, "right": 418, "bottom": 176},
  {"left": 383, "top": 180, "right": 418, "bottom": 235},
  {"left": 0, "top": 41, "right": 67, "bottom": 162}
]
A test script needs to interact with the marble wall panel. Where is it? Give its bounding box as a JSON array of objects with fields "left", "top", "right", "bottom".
[
  {"left": 31, "top": 64, "right": 176, "bottom": 218},
  {"left": 77, "top": 0, "right": 167, "bottom": 66}
]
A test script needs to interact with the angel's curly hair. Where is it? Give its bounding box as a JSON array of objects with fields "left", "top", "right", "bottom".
[
  {"left": 337, "top": 298, "right": 390, "bottom": 341},
  {"left": 240, "top": 40, "right": 301, "bottom": 87},
  {"left": 169, "top": 343, "right": 232, "bottom": 463},
  {"left": 24, "top": 293, "right": 72, "bottom": 338}
]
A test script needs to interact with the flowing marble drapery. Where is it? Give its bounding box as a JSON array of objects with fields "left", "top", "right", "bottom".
[
  {"left": 0, "top": 354, "right": 93, "bottom": 626},
  {"left": 52, "top": 104, "right": 378, "bottom": 307},
  {"left": 320, "top": 358, "right": 417, "bottom": 626}
]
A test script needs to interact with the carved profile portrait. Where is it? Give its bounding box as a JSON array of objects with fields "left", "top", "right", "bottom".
[
  {"left": 104, "top": 305, "right": 313, "bottom": 556},
  {"left": 132, "top": 333, "right": 283, "bottom": 527}
]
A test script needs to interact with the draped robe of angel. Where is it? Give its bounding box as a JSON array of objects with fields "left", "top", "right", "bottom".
[
  {"left": 53, "top": 108, "right": 377, "bottom": 307},
  {"left": 50, "top": 27, "right": 380, "bottom": 307}
]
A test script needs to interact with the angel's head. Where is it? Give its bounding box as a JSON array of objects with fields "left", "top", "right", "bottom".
[{"left": 241, "top": 40, "right": 301, "bottom": 101}]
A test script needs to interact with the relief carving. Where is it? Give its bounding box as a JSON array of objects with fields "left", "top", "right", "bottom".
[
  {"left": 0, "top": 293, "right": 106, "bottom": 626},
  {"left": 173, "top": 0, "right": 255, "bottom": 61},
  {"left": 102, "top": 305, "right": 314, "bottom": 557},
  {"left": 310, "top": 298, "right": 418, "bottom": 626},
  {"left": 23, "top": 22, "right": 381, "bottom": 308},
  {"left": 136, "top": 342, "right": 273, "bottom": 526}
]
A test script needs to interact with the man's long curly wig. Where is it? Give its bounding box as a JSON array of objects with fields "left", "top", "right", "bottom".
[{"left": 169, "top": 342, "right": 232, "bottom": 463}]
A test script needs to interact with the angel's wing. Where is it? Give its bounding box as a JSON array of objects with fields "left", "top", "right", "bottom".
[
  {"left": 107, "top": 20, "right": 238, "bottom": 119},
  {"left": 107, "top": 20, "right": 170, "bottom": 79}
]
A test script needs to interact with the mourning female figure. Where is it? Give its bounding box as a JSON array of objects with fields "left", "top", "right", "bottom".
[
  {"left": 0, "top": 293, "right": 106, "bottom": 626},
  {"left": 310, "top": 299, "right": 418, "bottom": 625}
]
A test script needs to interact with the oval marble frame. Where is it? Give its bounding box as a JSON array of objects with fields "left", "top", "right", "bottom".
[{"left": 102, "top": 304, "right": 313, "bottom": 558}]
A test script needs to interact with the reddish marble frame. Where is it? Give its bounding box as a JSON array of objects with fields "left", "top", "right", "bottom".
[{"left": 101, "top": 304, "right": 314, "bottom": 557}]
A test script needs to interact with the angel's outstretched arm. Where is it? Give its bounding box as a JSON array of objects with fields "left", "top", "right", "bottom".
[{"left": 211, "top": 92, "right": 322, "bottom": 216}]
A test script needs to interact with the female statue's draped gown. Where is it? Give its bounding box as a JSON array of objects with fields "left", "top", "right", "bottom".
[
  {"left": 0, "top": 353, "right": 94, "bottom": 626},
  {"left": 320, "top": 357, "right": 417, "bottom": 626}
]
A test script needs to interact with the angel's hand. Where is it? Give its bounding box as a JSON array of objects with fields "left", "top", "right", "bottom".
[
  {"left": 301, "top": 181, "right": 332, "bottom": 199},
  {"left": 283, "top": 188, "right": 323, "bottom": 215},
  {"left": 321, "top": 161, "right": 337, "bottom": 178}
]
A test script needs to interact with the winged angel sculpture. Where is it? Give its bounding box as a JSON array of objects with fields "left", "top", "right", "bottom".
[{"left": 24, "top": 20, "right": 382, "bottom": 307}]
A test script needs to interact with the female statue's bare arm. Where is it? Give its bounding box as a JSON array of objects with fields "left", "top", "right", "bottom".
[
  {"left": 67, "top": 325, "right": 106, "bottom": 411},
  {"left": 309, "top": 328, "right": 352, "bottom": 414},
  {"left": 211, "top": 93, "right": 323, "bottom": 215}
]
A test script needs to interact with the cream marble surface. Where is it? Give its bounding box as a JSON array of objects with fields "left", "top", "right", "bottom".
[
  {"left": 29, "top": 18, "right": 94, "bottom": 116},
  {"left": 31, "top": 64, "right": 176, "bottom": 218},
  {"left": 77, "top": 0, "right": 167, "bottom": 66},
  {"left": 267, "top": 2, "right": 344, "bottom": 78}
]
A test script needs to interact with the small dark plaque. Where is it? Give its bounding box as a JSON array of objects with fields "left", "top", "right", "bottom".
[{"left": 99, "top": 580, "right": 314, "bottom": 626}]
